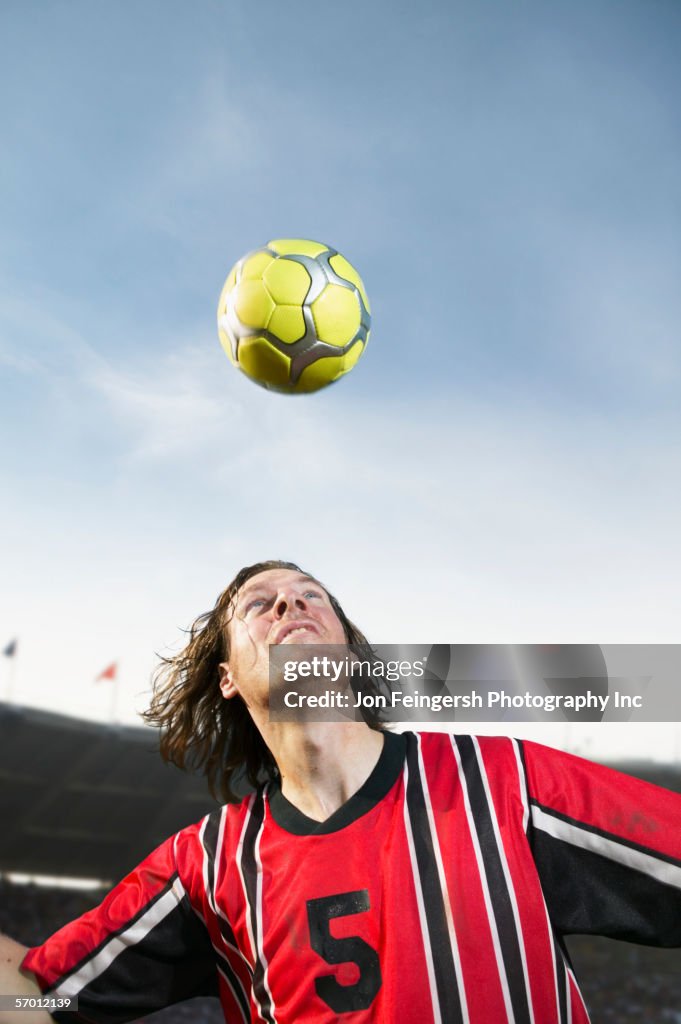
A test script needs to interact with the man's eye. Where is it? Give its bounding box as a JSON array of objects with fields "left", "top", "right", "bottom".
[
  {"left": 246, "top": 598, "right": 266, "bottom": 612},
  {"left": 304, "top": 590, "right": 322, "bottom": 600}
]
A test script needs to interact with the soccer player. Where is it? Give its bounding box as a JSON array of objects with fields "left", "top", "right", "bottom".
[{"left": 2, "top": 559, "right": 681, "bottom": 1023}]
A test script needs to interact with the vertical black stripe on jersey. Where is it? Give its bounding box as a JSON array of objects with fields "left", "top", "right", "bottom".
[
  {"left": 203, "top": 811, "right": 246, "bottom": 955},
  {"left": 515, "top": 740, "right": 531, "bottom": 836},
  {"left": 550, "top": 932, "right": 569, "bottom": 1024},
  {"left": 454, "top": 735, "right": 533, "bottom": 1024},
  {"left": 201, "top": 811, "right": 252, "bottom": 1022},
  {"left": 404, "top": 734, "right": 465, "bottom": 1024},
  {"left": 240, "top": 792, "right": 276, "bottom": 1024}
]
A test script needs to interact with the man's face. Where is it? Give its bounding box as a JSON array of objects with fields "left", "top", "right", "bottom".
[{"left": 219, "top": 568, "right": 347, "bottom": 709}]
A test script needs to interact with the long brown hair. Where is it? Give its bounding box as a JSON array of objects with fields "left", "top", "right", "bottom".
[{"left": 143, "top": 560, "right": 379, "bottom": 802}]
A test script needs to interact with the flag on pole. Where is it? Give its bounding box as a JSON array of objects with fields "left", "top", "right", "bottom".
[
  {"left": 3, "top": 639, "right": 17, "bottom": 658},
  {"left": 95, "top": 662, "right": 118, "bottom": 682}
]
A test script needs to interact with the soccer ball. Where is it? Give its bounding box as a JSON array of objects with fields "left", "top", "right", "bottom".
[{"left": 217, "top": 239, "right": 371, "bottom": 394}]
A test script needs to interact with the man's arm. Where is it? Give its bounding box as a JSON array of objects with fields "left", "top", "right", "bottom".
[
  {"left": 19, "top": 830, "right": 221, "bottom": 1024},
  {"left": 0, "top": 934, "right": 51, "bottom": 1024},
  {"left": 522, "top": 740, "right": 681, "bottom": 944}
]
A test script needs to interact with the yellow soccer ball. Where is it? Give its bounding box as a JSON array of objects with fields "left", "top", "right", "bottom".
[{"left": 217, "top": 239, "right": 371, "bottom": 394}]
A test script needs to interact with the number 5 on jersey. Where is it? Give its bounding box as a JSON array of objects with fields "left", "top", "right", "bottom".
[{"left": 306, "top": 890, "right": 382, "bottom": 1013}]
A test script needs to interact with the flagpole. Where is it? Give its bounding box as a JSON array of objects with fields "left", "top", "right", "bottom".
[
  {"left": 8, "top": 656, "right": 16, "bottom": 702},
  {"left": 95, "top": 662, "right": 119, "bottom": 723},
  {"left": 3, "top": 639, "right": 18, "bottom": 703},
  {"left": 110, "top": 671, "right": 119, "bottom": 723}
]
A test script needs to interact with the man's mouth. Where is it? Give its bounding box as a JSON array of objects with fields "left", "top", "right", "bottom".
[{"left": 273, "top": 622, "right": 319, "bottom": 643}]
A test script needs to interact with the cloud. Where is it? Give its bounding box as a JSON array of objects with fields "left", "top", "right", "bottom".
[
  {"left": 86, "top": 343, "right": 234, "bottom": 460},
  {"left": 78, "top": 335, "right": 681, "bottom": 638},
  {"left": 0, "top": 289, "right": 89, "bottom": 376}
]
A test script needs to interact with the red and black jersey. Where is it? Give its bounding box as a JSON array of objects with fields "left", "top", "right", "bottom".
[{"left": 23, "top": 732, "right": 681, "bottom": 1023}]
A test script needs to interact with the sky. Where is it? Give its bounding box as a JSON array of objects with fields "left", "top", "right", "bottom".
[{"left": 1, "top": 0, "right": 680, "bottom": 760}]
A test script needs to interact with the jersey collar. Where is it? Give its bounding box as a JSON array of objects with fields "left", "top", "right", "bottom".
[{"left": 267, "top": 730, "right": 408, "bottom": 835}]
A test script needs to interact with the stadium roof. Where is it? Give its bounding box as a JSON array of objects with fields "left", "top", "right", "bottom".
[{"left": 0, "top": 703, "right": 218, "bottom": 882}]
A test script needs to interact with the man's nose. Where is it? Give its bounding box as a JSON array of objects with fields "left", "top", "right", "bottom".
[{"left": 274, "top": 590, "right": 306, "bottom": 617}]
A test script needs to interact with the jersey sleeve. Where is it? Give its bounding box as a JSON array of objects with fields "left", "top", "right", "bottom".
[
  {"left": 21, "top": 830, "right": 218, "bottom": 1024},
  {"left": 521, "top": 739, "right": 681, "bottom": 946}
]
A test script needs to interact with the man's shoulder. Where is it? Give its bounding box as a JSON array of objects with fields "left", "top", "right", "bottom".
[
  {"left": 170, "top": 795, "right": 258, "bottom": 889},
  {"left": 412, "top": 731, "right": 528, "bottom": 779},
  {"left": 181, "top": 791, "right": 256, "bottom": 838}
]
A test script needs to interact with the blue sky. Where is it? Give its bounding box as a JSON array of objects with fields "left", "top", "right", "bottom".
[{"left": 1, "top": 1, "right": 680, "bottom": 756}]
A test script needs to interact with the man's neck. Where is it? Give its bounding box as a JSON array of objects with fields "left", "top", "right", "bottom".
[{"left": 262, "top": 722, "right": 385, "bottom": 823}]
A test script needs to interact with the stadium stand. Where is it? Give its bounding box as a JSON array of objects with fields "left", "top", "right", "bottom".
[{"left": 0, "top": 702, "right": 218, "bottom": 882}]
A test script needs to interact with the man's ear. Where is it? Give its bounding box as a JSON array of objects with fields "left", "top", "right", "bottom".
[{"left": 218, "top": 662, "right": 238, "bottom": 700}]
